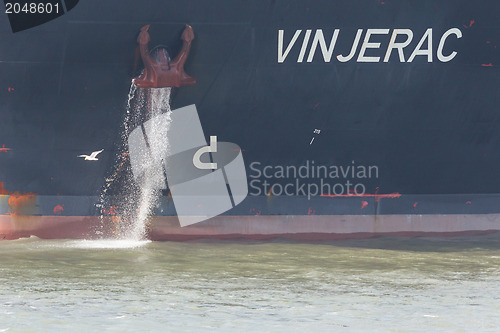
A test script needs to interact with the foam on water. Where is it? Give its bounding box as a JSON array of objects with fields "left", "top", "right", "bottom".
[
  {"left": 64, "top": 239, "right": 151, "bottom": 249},
  {"left": 1, "top": 237, "right": 151, "bottom": 250}
]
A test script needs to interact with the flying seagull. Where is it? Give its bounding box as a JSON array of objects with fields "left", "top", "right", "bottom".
[{"left": 78, "top": 149, "right": 104, "bottom": 161}]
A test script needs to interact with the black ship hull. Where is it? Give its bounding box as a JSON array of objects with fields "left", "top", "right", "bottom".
[{"left": 1, "top": 0, "right": 499, "bottom": 239}]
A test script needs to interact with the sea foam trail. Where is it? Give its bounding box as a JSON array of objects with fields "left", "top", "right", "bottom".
[{"left": 65, "top": 239, "right": 151, "bottom": 249}]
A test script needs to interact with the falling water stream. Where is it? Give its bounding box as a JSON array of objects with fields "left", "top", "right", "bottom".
[
  {"left": 128, "top": 87, "right": 173, "bottom": 240},
  {"left": 98, "top": 82, "right": 173, "bottom": 242}
]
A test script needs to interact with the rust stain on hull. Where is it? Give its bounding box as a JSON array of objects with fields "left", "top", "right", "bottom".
[
  {"left": 0, "top": 183, "right": 39, "bottom": 215},
  {"left": 8, "top": 192, "right": 38, "bottom": 215},
  {"left": 0, "top": 182, "right": 9, "bottom": 195}
]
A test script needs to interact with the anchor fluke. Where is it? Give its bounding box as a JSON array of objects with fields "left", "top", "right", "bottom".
[{"left": 133, "top": 24, "right": 196, "bottom": 88}]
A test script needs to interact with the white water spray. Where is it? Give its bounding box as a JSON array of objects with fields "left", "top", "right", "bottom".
[
  {"left": 100, "top": 83, "right": 173, "bottom": 241},
  {"left": 127, "top": 87, "right": 172, "bottom": 240}
]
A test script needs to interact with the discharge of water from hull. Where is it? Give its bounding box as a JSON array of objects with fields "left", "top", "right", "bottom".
[{"left": 99, "top": 83, "right": 173, "bottom": 241}]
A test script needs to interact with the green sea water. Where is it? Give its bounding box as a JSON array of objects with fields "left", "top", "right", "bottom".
[{"left": 0, "top": 234, "right": 499, "bottom": 332}]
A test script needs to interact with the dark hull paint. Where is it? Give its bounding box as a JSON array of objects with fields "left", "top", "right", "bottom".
[{"left": 1, "top": 1, "right": 499, "bottom": 239}]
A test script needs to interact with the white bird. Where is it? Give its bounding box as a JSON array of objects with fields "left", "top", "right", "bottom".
[{"left": 78, "top": 149, "right": 104, "bottom": 161}]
